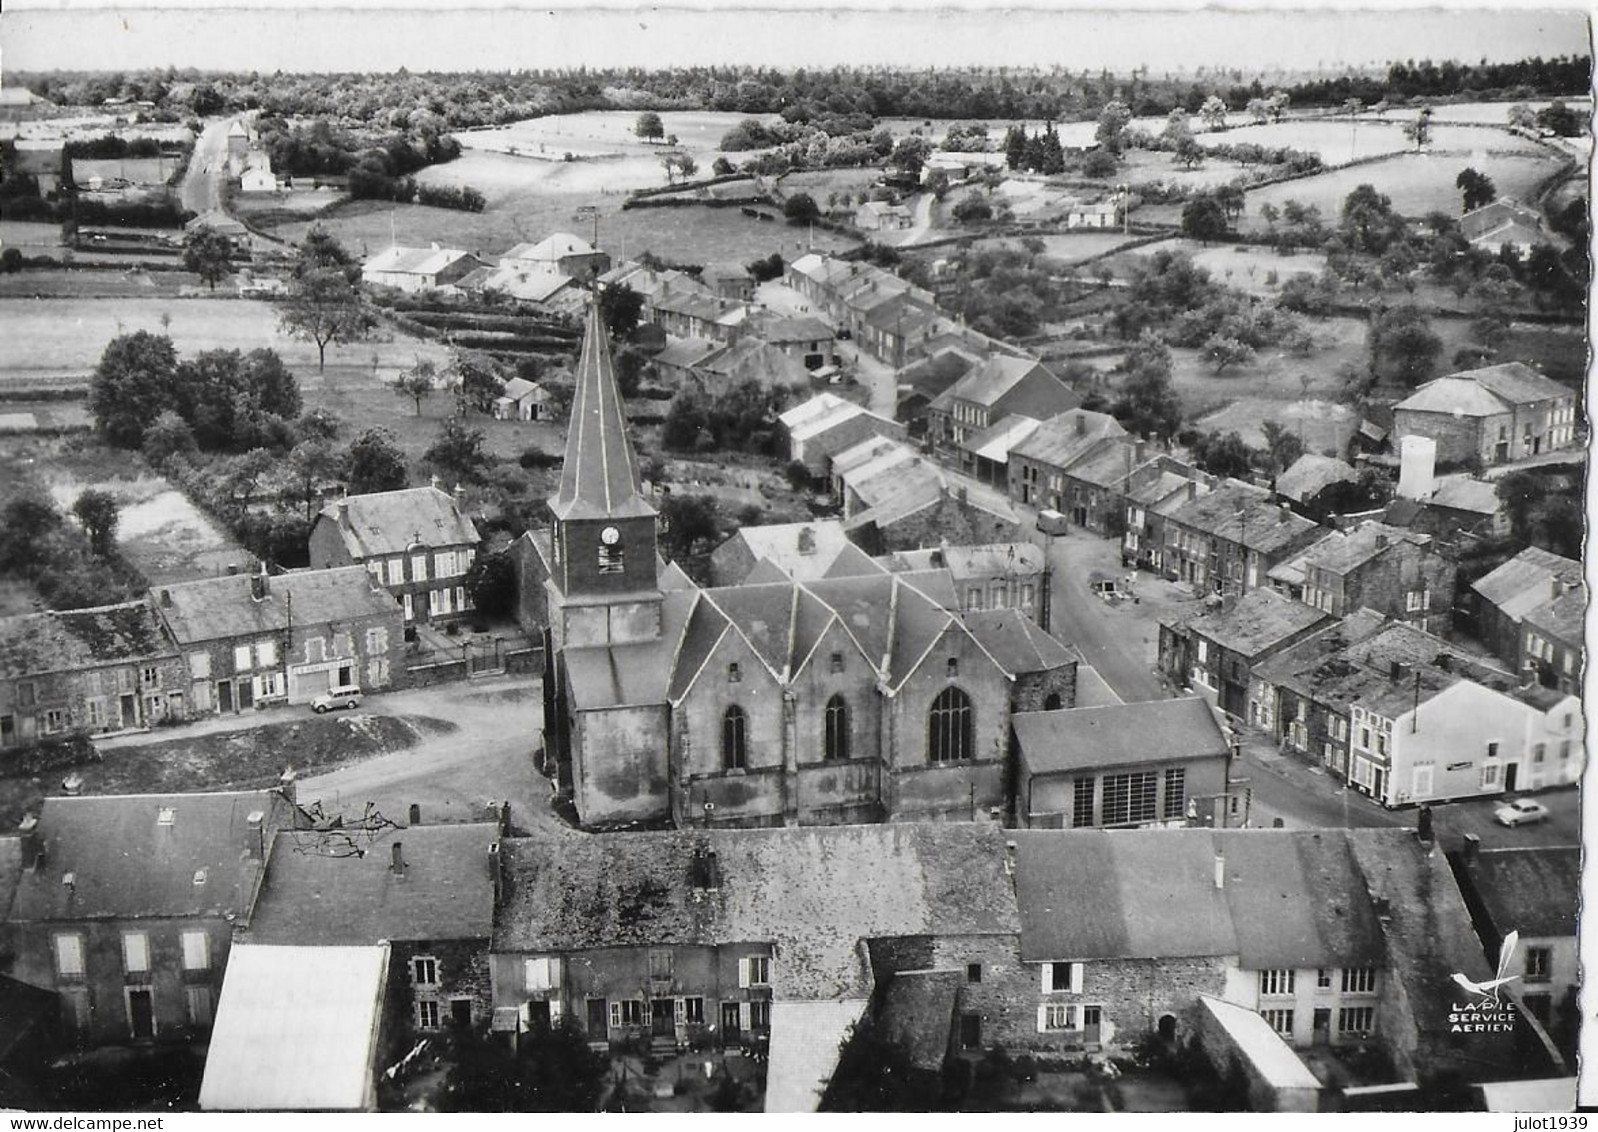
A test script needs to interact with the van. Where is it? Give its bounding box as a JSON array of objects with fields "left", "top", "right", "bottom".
[{"left": 1037, "top": 510, "right": 1069, "bottom": 536}]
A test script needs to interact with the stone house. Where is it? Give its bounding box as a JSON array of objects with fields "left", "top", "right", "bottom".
[
  {"left": 1468, "top": 546, "right": 1584, "bottom": 680},
  {"left": 501, "top": 233, "right": 611, "bottom": 282},
  {"left": 1123, "top": 466, "right": 1208, "bottom": 572},
  {"left": 360, "top": 245, "right": 482, "bottom": 293},
  {"left": 855, "top": 200, "right": 914, "bottom": 231},
  {"left": 1052, "top": 439, "right": 1172, "bottom": 537},
  {"left": 1391, "top": 363, "right": 1578, "bottom": 468},
  {"left": 748, "top": 314, "right": 836, "bottom": 371},
  {"left": 309, "top": 486, "right": 480, "bottom": 628},
  {"left": 1159, "top": 589, "right": 1335, "bottom": 723},
  {"left": 4, "top": 786, "right": 298, "bottom": 1047},
  {"left": 242, "top": 814, "right": 503, "bottom": 1039},
  {"left": 1267, "top": 521, "right": 1457, "bottom": 636},
  {"left": 859, "top": 294, "right": 947, "bottom": 368},
  {"left": 1158, "top": 479, "right": 1324, "bottom": 596},
  {"left": 698, "top": 262, "right": 755, "bottom": 301},
  {"left": 888, "top": 542, "right": 1046, "bottom": 625},
  {"left": 1520, "top": 587, "right": 1585, "bottom": 697},
  {"left": 1249, "top": 610, "right": 1389, "bottom": 772},
  {"left": 779, "top": 395, "right": 904, "bottom": 485},
  {"left": 1012, "top": 697, "right": 1234, "bottom": 829},
  {"left": 0, "top": 602, "right": 187, "bottom": 751},
  {"left": 926, "top": 356, "right": 1080, "bottom": 463},
  {"left": 154, "top": 566, "right": 403, "bottom": 714}
]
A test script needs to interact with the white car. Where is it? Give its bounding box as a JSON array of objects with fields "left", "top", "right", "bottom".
[
  {"left": 1493, "top": 798, "right": 1549, "bottom": 828},
  {"left": 311, "top": 689, "right": 363, "bottom": 714}
]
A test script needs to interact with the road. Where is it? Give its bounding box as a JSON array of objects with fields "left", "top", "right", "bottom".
[
  {"left": 180, "top": 117, "right": 234, "bottom": 216},
  {"left": 888, "top": 192, "right": 937, "bottom": 248}
]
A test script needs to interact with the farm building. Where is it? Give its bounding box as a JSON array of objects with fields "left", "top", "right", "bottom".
[
  {"left": 361, "top": 245, "right": 483, "bottom": 293},
  {"left": 503, "top": 233, "right": 611, "bottom": 281},
  {"left": 493, "top": 377, "right": 553, "bottom": 422},
  {"left": 855, "top": 200, "right": 914, "bottom": 231},
  {"left": 1391, "top": 362, "right": 1578, "bottom": 467},
  {"left": 1459, "top": 199, "right": 1547, "bottom": 255}
]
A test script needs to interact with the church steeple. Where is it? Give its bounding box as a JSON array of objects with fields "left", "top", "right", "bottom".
[{"left": 551, "top": 300, "right": 655, "bottom": 522}]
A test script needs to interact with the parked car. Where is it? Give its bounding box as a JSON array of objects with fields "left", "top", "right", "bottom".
[
  {"left": 311, "top": 688, "right": 363, "bottom": 714},
  {"left": 1493, "top": 798, "right": 1549, "bottom": 827}
]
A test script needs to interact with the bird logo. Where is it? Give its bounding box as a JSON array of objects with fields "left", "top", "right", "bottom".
[{"left": 1451, "top": 930, "right": 1520, "bottom": 1004}]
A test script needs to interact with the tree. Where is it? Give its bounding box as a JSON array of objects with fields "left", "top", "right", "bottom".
[
  {"left": 1189, "top": 430, "right": 1255, "bottom": 479},
  {"left": 72, "top": 490, "right": 119, "bottom": 558},
  {"left": 441, "top": 1022, "right": 608, "bottom": 1112},
  {"left": 923, "top": 168, "right": 952, "bottom": 200},
  {"left": 1261, "top": 419, "right": 1305, "bottom": 475},
  {"left": 951, "top": 193, "right": 992, "bottom": 225},
  {"left": 661, "top": 150, "right": 696, "bottom": 183},
  {"left": 890, "top": 134, "right": 933, "bottom": 176},
  {"left": 1095, "top": 100, "right": 1132, "bottom": 153},
  {"left": 598, "top": 282, "right": 644, "bottom": 339},
  {"left": 1110, "top": 333, "right": 1183, "bottom": 442},
  {"left": 783, "top": 192, "right": 821, "bottom": 226},
  {"left": 613, "top": 343, "right": 648, "bottom": 398},
  {"left": 346, "top": 428, "right": 409, "bottom": 494},
  {"left": 1403, "top": 107, "right": 1433, "bottom": 150},
  {"left": 1342, "top": 97, "right": 1363, "bottom": 119},
  {"left": 294, "top": 226, "right": 361, "bottom": 282},
  {"left": 284, "top": 437, "right": 341, "bottom": 521},
  {"left": 89, "top": 331, "right": 180, "bottom": 448},
  {"left": 1368, "top": 304, "right": 1443, "bottom": 387},
  {"left": 277, "top": 266, "right": 374, "bottom": 372},
  {"left": 1081, "top": 149, "right": 1118, "bottom": 178},
  {"left": 634, "top": 111, "right": 665, "bottom": 144},
  {"left": 1173, "top": 135, "right": 1205, "bottom": 169},
  {"left": 659, "top": 493, "right": 723, "bottom": 560},
  {"left": 1456, "top": 167, "right": 1497, "bottom": 212},
  {"left": 462, "top": 548, "right": 515, "bottom": 620},
  {"left": 1199, "top": 95, "right": 1228, "bottom": 131},
  {"left": 1204, "top": 334, "right": 1255, "bottom": 374},
  {"left": 142, "top": 410, "right": 198, "bottom": 468},
  {"left": 0, "top": 493, "right": 63, "bottom": 574},
  {"left": 0, "top": 247, "right": 23, "bottom": 274},
  {"left": 395, "top": 358, "right": 437, "bottom": 416},
  {"left": 181, "top": 225, "right": 234, "bottom": 291},
  {"left": 1507, "top": 102, "right": 1539, "bottom": 132},
  {"left": 1246, "top": 97, "right": 1272, "bottom": 124},
  {"left": 424, "top": 415, "right": 490, "bottom": 484},
  {"left": 1181, "top": 194, "right": 1228, "bottom": 243}
]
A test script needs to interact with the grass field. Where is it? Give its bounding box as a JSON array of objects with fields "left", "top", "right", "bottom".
[
  {"left": 1194, "top": 397, "right": 1360, "bottom": 454},
  {"left": 1422, "top": 98, "right": 1591, "bottom": 124},
  {"left": 1125, "top": 238, "right": 1329, "bottom": 295},
  {"left": 1196, "top": 119, "right": 1549, "bottom": 167},
  {"left": 1240, "top": 150, "right": 1567, "bottom": 226},
  {"left": 780, "top": 168, "right": 883, "bottom": 204},
  {"left": 0, "top": 296, "right": 452, "bottom": 385},
  {"left": 457, "top": 109, "right": 774, "bottom": 163},
  {"left": 0, "top": 268, "right": 206, "bottom": 299},
  {"left": 1, "top": 220, "right": 64, "bottom": 251}
]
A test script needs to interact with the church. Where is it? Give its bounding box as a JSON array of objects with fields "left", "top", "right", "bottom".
[{"left": 527, "top": 304, "right": 1079, "bottom": 829}]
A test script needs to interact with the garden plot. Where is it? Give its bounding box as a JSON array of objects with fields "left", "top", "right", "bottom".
[
  {"left": 456, "top": 109, "right": 774, "bottom": 164},
  {"left": 1240, "top": 151, "right": 1566, "bottom": 228},
  {"left": 1124, "top": 239, "right": 1330, "bottom": 296},
  {"left": 1197, "top": 119, "right": 1548, "bottom": 167},
  {"left": 1195, "top": 398, "right": 1361, "bottom": 455}
]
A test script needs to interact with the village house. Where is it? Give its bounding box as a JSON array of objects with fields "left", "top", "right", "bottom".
[
  {"left": 1468, "top": 546, "right": 1584, "bottom": 684},
  {"left": 1267, "top": 521, "right": 1457, "bottom": 635},
  {"left": 1458, "top": 199, "right": 1547, "bottom": 256},
  {"left": 708, "top": 520, "right": 880, "bottom": 587},
  {"left": 1012, "top": 697, "right": 1234, "bottom": 829},
  {"left": 10, "top": 141, "right": 66, "bottom": 196},
  {"left": 492, "top": 376, "right": 553, "bottom": 422},
  {"left": 841, "top": 457, "right": 1022, "bottom": 556},
  {"left": 778, "top": 392, "right": 904, "bottom": 484},
  {"left": 1123, "top": 465, "right": 1209, "bottom": 573},
  {"left": 489, "top": 823, "right": 1021, "bottom": 1111},
  {"left": 1008, "top": 408, "right": 1128, "bottom": 509},
  {"left": 926, "top": 356, "right": 1080, "bottom": 464},
  {"left": 1382, "top": 473, "right": 1511, "bottom": 541},
  {"left": 650, "top": 291, "right": 756, "bottom": 344},
  {"left": 698, "top": 261, "right": 755, "bottom": 301},
  {"left": 1059, "top": 198, "right": 1120, "bottom": 229},
  {"left": 308, "top": 485, "right": 480, "bottom": 629},
  {"left": 691, "top": 337, "right": 812, "bottom": 391},
  {"left": 1391, "top": 363, "right": 1578, "bottom": 468},
  {"left": 651, "top": 336, "right": 723, "bottom": 383},
  {"left": 1248, "top": 610, "right": 1390, "bottom": 773},
  {"left": 1449, "top": 842, "right": 1579, "bottom": 1060},
  {"left": 1274, "top": 454, "right": 1360, "bottom": 511},
  {"left": 748, "top": 313, "right": 836, "bottom": 371},
  {"left": 152, "top": 565, "right": 404, "bottom": 714},
  {"left": 242, "top": 812, "right": 503, "bottom": 1039},
  {"left": 360, "top": 245, "right": 483, "bottom": 293},
  {"left": 463, "top": 260, "right": 583, "bottom": 311},
  {"left": 4, "top": 785, "right": 298, "bottom": 1047},
  {"left": 597, "top": 261, "right": 712, "bottom": 321},
  {"left": 1159, "top": 588, "right": 1336, "bottom": 723},
  {"left": 896, "top": 344, "right": 985, "bottom": 436},
  {"left": 0, "top": 601, "right": 187, "bottom": 750},
  {"left": 502, "top": 233, "right": 611, "bottom": 281},
  {"left": 1158, "top": 479, "right": 1324, "bottom": 596},
  {"left": 862, "top": 296, "right": 949, "bottom": 371},
  {"left": 855, "top": 199, "right": 914, "bottom": 231},
  {"left": 1052, "top": 439, "right": 1176, "bottom": 538},
  {"left": 888, "top": 542, "right": 1046, "bottom": 625}
]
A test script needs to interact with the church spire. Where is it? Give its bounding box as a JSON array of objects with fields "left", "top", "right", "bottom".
[{"left": 551, "top": 298, "right": 655, "bottom": 521}]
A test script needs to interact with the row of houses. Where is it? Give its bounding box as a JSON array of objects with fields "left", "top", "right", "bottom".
[
  {"left": 0, "top": 485, "right": 483, "bottom": 751},
  {"left": 1, "top": 794, "right": 1573, "bottom": 1111}
]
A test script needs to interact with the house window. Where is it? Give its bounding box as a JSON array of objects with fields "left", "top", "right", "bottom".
[
  {"left": 1481, "top": 763, "right": 1500, "bottom": 788},
  {"left": 823, "top": 695, "right": 849, "bottom": 761},
  {"left": 434, "top": 550, "right": 456, "bottom": 578},
  {"left": 742, "top": 956, "right": 772, "bottom": 987},
  {"left": 967, "top": 587, "right": 984, "bottom": 611},
  {"left": 54, "top": 934, "right": 85, "bottom": 979},
  {"left": 727, "top": 662, "right": 741, "bottom": 683},
  {"left": 1162, "top": 768, "right": 1186, "bottom": 819},
  {"left": 1041, "top": 1003, "right": 1079, "bottom": 1031},
  {"left": 366, "top": 627, "right": 390, "bottom": 655},
  {"left": 412, "top": 957, "right": 439, "bottom": 986},
  {"left": 1560, "top": 740, "right": 1572, "bottom": 760},
  {"left": 722, "top": 706, "right": 748, "bottom": 771},
  {"left": 1022, "top": 584, "right": 1035, "bottom": 607},
  {"left": 1102, "top": 771, "right": 1158, "bottom": 826},
  {"left": 1316, "top": 969, "right": 1332, "bottom": 990},
  {"left": 386, "top": 559, "right": 405, "bottom": 586},
  {"left": 181, "top": 931, "right": 210, "bottom": 971},
  {"left": 140, "top": 665, "right": 160, "bottom": 688},
  {"left": 86, "top": 699, "right": 106, "bottom": 729},
  {"left": 524, "top": 957, "right": 560, "bottom": 992},
  {"left": 1487, "top": 741, "right": 1499, "bottom": 759},
  {"left": 966, "top": 963, "right": 982, "bottom": 984},
  {"left": 42, "top": 709, "right": 66, "bottom": 734},
  {"left": 1532, "top": 743, "right": 1546, "bottom": 765},
  {"left": 750, "top": 1001, "right": 772, "bottom": 1032},
  {"left": 648, "top": 949, "right": 674, "bottom": 981},
  {"left": 1259, "top": 969, "right": 1296, "bottom": 996},
  {"left": 681, "top": 997, "right": 705, "bottom": 1025},
  {"left": 1072, "top": 778, "right": 1095, "bottom": 827},
  {"left": 1338, "top": 1006, "right": 1374, "bottom": 1036},
  {"left": 598, "top": 542, "right": 624, "bottom": 575},
  {"left": 927, "top": 686, "right": 973, "bottom": 763},
  {"left": 255, "top": 639, "right": 277, "bottom": 668},
  {"left": 1341, "top": 967, "right": 1376, "bottom": 994},
  {"left": 122, "top": 932, "right": 150, "bottom": 975},
  {"left": 1263, "top": 1009, "right": 1295, "bottom": 1036},
  {"left": 1043, "top": 962, "right": 1082, "bottom": 994},
  {"left": 185, "top": 986, "right": 214, "bottom": 1028},
  {"left": 959, "top": 1013, "right": 982, "bottom": 1050},
  {"left": 416, "top": 1000, "right": 441, "bottom": 1030},
  {"left": 1525, "top": 947, "right": 1552, "bottom": 982},
  {"left": 411, "top": 554, "right": 428, "bottom": 582},
  {"left": 610, "top": 1000, "right": 646, "bottom": 1029}
]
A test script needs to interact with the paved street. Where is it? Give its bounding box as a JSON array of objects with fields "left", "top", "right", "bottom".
[{"left": 180, "top": 116, "right": 232, "bottom": 215}]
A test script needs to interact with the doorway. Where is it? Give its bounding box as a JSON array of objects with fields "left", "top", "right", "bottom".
[
  {"left": 1313, "top": 1008, "right": 1331, "bottom": 1045},
  {"left": 237, "top": 680, "right": 254, "bottom": 710},
  {"left": 1083, "top": 1005, "right": 1102, "bottom": 1045},
  {"left": 217, "top": 681, "right": 234, "bottom": 713},
  {"left": 1504, "top": 763, "right": 1518, "bottom": 792},
  {"left": 586, "top": 998, "right": 608, "bottom": 1039},
  {"left": 1157, "top": 1014, "right": 1177, "bottom": 1043},
  {"left": 651, "top": 999, "right": 675, "bottom": 1038},
  {"left": 127, "top": 988, "right": 155, "bottom": 1040},
  {"left": 119, "top": 693, "right": 138, "bottom": 728},
  {"left": 720, "top": 1001, "right": 741, "bottom": 1043},
  {"left": 451, "top": 999, "right": 473, "bottom": 1029}
]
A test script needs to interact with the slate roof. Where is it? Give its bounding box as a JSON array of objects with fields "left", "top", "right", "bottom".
[
  {"left": 715, "top": 521, "right": 864, "bottom": 584},
  {"left": 655, "top": 336, "right": 722, "bottom": 370},
  {"left": 1164, "top": 479, "right": 1322, "bottom": 556},
  {"left": 1472, "top": 546, "right": 1583, "bottom": 622},
  {"left": 156, "top": 567, "right": 396, "bottom": 645},
  {"left": 1427, "top": 474, "right": 1502, "bottom": 517},
  {"left": 1060, "top": 435, "right": 1150, "bottom": 490},
  {"left": 897, "top": 347, "right": 981, "bottom": 404},
  {"left": 1127, "top": 467, "right": 1198, "bottom": 508},
  {"left": 552, "top": 302, "right": 656, "bottom": 521},
  {"left": 1299, "top": 521, "right": 1422, "bottom": 576},
  {"left": 695, "top": 338, "right": 810, "bottom": 386},
  {"left": 246, "top": 822, "right": 499, "bottom": 945},
  {"left": 1276, "top": 454, "right": 1358, "bottom": 504},
  {"left": 317, "top": 486, "right": 479, "bottom": 559},
  {"left": 879, "top": 970, "right": 960, "bottom": 1071},
  {"left": 1013, "top": 697, "right": 1230, "bottom": 775},
  {"left": 932, "top": 355, "right": 1043, "bottom": 410},
  {"left": 964, "top": 413, "right": 1043, "bottom": 462},
  {"left": 1522, "top": 585, "right": 1586, "bottom": 646},
  {"left": 1396, "top": 363, "right": 1571, "bottom": 416},
  {"left": 1176, "top": 588, "right": 1334, "bottom": 658},
  {"left": 963, "top": 609, "right": 1075, "bottom": 677},
  {"left": 0, "top": 601, "right": 176, "bottom": 679},
  {"left": 1395, "top": 377, "right": 1516, "bottom": 416},
  {"left": 751, "top": 314, "right": 833, "bottom": 345},
  {"left": 1012, "top": 829, "right": 1385, "bottom": 968},
  {"left": 9, "top": 790, "right": 291, "bottom": 922},
  {"left": 562, "top": 587, "right": 697, "bottom": 711},
  {"left": 494, "top": 823, "right": 1018, "bottom": 999},
  {"left": 891, "top": 541, "right": 1044, "bottom": 581},
  {"left": 505, "top": 233, "right": 596, "bottom": 261},
  {"left": 1251, "top": 609, "right": 1390, "bottom": 695},
  {"left": 1454, "top": 846, "right": 1580, "bottom": 939},
  {"left": 362, "top": 245, "right": 477, "bottom": 279},
  {"left": 1282, "top": 621, "right": 1515, "bottom": 720}
]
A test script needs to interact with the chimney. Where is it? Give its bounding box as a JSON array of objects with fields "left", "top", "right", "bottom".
[
  {"left": 489, "top": 841, "right": 503, "bottom": 906},
  {"left": 1375, "top": 530, "right": 1389, "bottom": 549},
  {"left": 249, "top": 565, "right": 268, "bottom": 602},
  {"left": 1436, "top": 653, "right": 1451, "bottom": 672},
  {"left": 391, "top": 841, "right": 406, "bottom": 875},
  {"left": 18, "top": 814, "right": 41, "bottom": 872},
  {"left": 160, "top": 589, "right": 172, "bottom": 608},
  {"left": 1462, "top": 832, "right": 1481, "bottom": 863},
  {"left": 1187, "top": 481, "right": 1198, "bottom": 501},
  {"left": 1397, "top": 435, "right": 1437, "bottom": 502},
  {"left": 62, "top": 872, "right": 76, "bottom": 899},
  {"left": 1213, "top": 849, "right": 1225, "bottom": 890},
  {"left": 1389, "top": 660, "right": 1404, "bottom": 682},
  {"left": 1278, "top": 503, "right": 1291, "bottom": 524},
  {"left": 245, "top": 810, "right": 265, "bottom": 859},
  {"left": 1135, "top": 439, "right": 1147, "bottom": 464},
  {"left": 430, "top": 474, "right": 440, "bottom": 491},
  {"left": 1417, "top": 803, "right": 1434, "bottom": 844},
  {"left": 1004, "top": 840, "right": 1017, "bottom": 876},
  {"left": 1075, "top": 414, "right": 1086, "bottom": 436},
  {"left": 226, "top": 563, "right": 240, "bottom": 576},
  {"left": 797, "top": 526, "right": 817, "bottom": 555},
  {"left": 409, "top": 803, "right": 421, "bottom": 826},
  {"left": 1551, "top": 576, "right": 1565, "bottom": 600}
]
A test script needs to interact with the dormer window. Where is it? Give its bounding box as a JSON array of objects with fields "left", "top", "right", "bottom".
[{"left": 598, "top": 526, "right": 624, "bottom": 574}]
